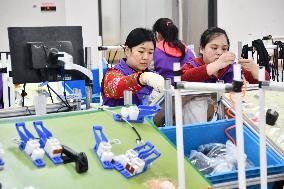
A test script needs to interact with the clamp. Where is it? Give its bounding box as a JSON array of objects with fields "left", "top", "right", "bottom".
[
  {"left": 33, "top": 121, "right": 63, "bottom": 165},
  {"left": 15, "top": 122, "right": 45, "bottom": 168},
  {"left": 93, "top": 125, "right": 114, "bottom": 169},
  {"left": 113, "top": 141, "right": 161, "bottom": 178},
  {"left": 92, "top": 125, "right": 161, "bottom": 178},
  {"left": 113, "top": 105, "right": 161, "bottom": 123}
]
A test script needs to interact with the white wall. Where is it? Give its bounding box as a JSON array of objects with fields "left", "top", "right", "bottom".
[
  {"left": 65, "top": 0, "right": 99, "bottom": 68},
  {"left": 0, "top": 0, "right": 66, "bottom": 51},
  {"left": 183, "top": 0, "right": 208, "bottom": 53},
  {"left": 218, "top": 0, "right": 284, "bottom": 54},
  {"left": 102, "top": 0, "right": 173, "bottom": 45},
  {"left": 121, "top": 0, "right": 173, "bottom": 44},
  {"left": 0, "top": 0, "right": 99, "bottom": 67},
  {"left": 102, "top": 0, "right": 121, "bottom": 45}
]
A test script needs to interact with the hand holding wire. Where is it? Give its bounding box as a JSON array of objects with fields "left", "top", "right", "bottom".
[
  {"left": 216, "top": 52, "right": 236, "bottom": 70},
  {"left": 238, "top": 58, "right": 260, "bottom": 80},
  {"left": 238, "top": 58, "right": 258, "bottom": 72}
]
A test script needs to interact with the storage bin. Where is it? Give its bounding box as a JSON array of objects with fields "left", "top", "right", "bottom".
[{"left": 159, "top": 119, "right": 284, "bottom": 187}]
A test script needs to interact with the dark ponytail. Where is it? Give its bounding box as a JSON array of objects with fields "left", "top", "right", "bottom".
[{"left": 153, "top": 18, "right": 185, "bottom": 59}]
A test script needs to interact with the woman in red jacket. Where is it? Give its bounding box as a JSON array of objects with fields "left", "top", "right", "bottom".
[
  {"left": 102, "top": 28, "right": 164, "bottom": 107},
  {"left": 154, "top": 27, "right": 270, "bottom": 126},
  {"left": 182, "top": 27, "right": 270, "bottom": 83}
]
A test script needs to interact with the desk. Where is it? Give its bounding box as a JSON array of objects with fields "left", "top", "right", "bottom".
[{"left": 0, "top": 108, "right": 211, "bottom": 189}]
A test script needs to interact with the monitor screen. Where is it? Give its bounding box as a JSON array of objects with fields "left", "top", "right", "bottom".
[{"left": 8, "top": 26, "right": 85, "bottom": 84}]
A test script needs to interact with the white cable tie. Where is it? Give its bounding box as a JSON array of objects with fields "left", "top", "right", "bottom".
[
  {"left": 110, "top": 139, "right": 121, "bottom": 145},
  {"left": 11, "top": 137, "right": 22, "bottom": 145}
]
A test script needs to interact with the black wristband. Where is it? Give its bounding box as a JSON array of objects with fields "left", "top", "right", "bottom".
[
  {"left": 173, "top": 70, "right": 182, "bottom": 76},
  {"left": 137, "top": 73, "right": 145, "bottom": 87}
]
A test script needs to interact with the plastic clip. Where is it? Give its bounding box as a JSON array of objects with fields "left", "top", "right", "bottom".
[
  {"left": 15, "top": 122, "right": 45, "bottom": 168},
  {"left": 33, "top": 121, "right": 63, "bottom": 165}
]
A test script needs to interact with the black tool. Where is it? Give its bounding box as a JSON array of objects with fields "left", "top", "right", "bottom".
[
  {"left": 266, "top": 109, "right": 279, "bottom": 126},
  {"left": 61, "top": 145, "right": 88, "bottom": 174}
]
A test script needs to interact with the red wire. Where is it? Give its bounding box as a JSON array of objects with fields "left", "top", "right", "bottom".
[
  {"left": 224, "top": 81, "right": 247, "bottom": 144},
  {"left": 224, "top": 125, "right": 236, "bottom": 144}
]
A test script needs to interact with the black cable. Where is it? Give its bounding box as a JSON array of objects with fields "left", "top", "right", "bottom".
[
  {"left": 252, "top": 39, "right": 270, "bottom": 73},
  {"left": 56, "top": 105, "right": 69, "bottom": 113},
  {"left": 63, "top": 80, "right": 71, "bottom": 108},
  {"left": 46, "top": 83, "right": 71, "bottom": 110},
  {"left": 25, "top": 106, "right": 32, "bottom": 115},
  {"left": 275, "top": 41, "right": 284, "bottom": 82},
  {"left": 21, "top": 83, "right": 27, "bottom": 107},
  {"left": 271, "top": 48, "right": 278, "bottom": 81},
  {"left": 107, "top": 50, "right": 111, "bottom": 65},
  {"left": 111, "top": 50, "right": 118, "bottom": 65},
  {"left": 241, "top": 40, "right": 271, "bottom": 78},
  {"left": 281, "top": 59, "right": 284, "bottom": 82},
  {"left": 47, "top": 85, "right": 54, "bottom": 103},
  {"left": 241, "top": 44, "right": 249, "bottom": 59},
  {"left": 131, "top": 126, "right": 142, "bottom": 143},
  {"left": 62, "top": 69, "right": 71, "bottom": 109},
  {"left": 98, "top": 107, "right": 143, "bottom": 143}
]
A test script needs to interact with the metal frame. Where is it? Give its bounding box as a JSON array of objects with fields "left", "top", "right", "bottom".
[{"left": 208, "top": 0, "right": 217, "bottom": 28}]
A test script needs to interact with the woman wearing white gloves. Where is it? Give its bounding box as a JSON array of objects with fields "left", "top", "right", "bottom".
[{"left": 102, "top": 28, "right": 165, "bottom": 107}]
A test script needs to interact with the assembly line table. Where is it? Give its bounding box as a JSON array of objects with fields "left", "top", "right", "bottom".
[{"left": 0, "top": 107, "right": 211, "bottom": 189}]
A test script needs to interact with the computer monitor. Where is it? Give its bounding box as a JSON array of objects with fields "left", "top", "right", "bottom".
[{"left": 8, "top": 26, "right": 86, "bottom": 84}]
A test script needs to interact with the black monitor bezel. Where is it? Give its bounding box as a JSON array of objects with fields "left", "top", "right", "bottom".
[{"left": 8, "top": 26, "right": 85, "bottom": 84}]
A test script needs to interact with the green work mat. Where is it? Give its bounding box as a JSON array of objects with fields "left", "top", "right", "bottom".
[{"left": 0, "top": 108, "right": 211, "bottom": 189}]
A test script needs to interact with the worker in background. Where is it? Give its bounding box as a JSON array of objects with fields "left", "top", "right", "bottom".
[
  {"left": 178, "top": 27, "right": 270, "bottom": 124},
  {"left": 152, "top": 18, "right": 195, "bottom": 84},
  {"left": 102, "top": 28, "right": 165, "bottom": 107},
  {"left": 154, "top": 27, "right": 270, "bottom": 127},
  {"left": 181, "top": 27, "right": 270, "bottom": 83}
]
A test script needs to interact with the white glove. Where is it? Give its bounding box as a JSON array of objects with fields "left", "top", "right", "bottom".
[{"left": 140, "top": 72, "right": 165, "bottom": 92}]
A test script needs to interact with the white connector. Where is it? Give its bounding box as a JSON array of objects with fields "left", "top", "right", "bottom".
[
  {"left": 126, "top": 149, "right": 138, "bottom": 160},
  {"left": 24, "top": 139, "right": 45, "bottom": 161},
  {"left": 44, "top": 138, "right": 63, "bottom": 158},
  {"left": 30, "top": 148, "right": 45, "bottom": 161},
  {"left": 24, "top": 139, "right": 41, "bottom": 155},
  {"left": 97, "top": 141, "right": 112, "bottom": 157},
  {"left": 131, "top": 157, "right": 145, "bottom": 174},
  {"left": 113, "top": 154, "right": 130, "bottom": 167},
  {"left": 128, "top": 106, "right": 139, "bottom": 120},
  {"left": 120, "top": 107, "right": 129, "bottom": 118},
  {"left": 0, "top": 143, "right": 4, "bottom": 160},
  {"left": 120, "top": 106, "right": 140, "bottom": 120},
  {"left": 101, "top": 151, "right": 114, "bottom": 162}
]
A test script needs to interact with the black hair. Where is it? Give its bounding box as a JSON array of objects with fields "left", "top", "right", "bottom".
[
  {"left": 200, "top": 27, "right": 230, "bottom": 49},
  {"left": 125, "top": 28, "right": 155, "bottom": 49},
  {"left": 152, "top": 18, "right": 185, "bottom": 59}
]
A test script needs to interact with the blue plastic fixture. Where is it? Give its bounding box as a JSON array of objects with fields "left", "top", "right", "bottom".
[
  {"left": 33, "top": 121, "right": 63, "bottom": 165},
  {"left": 93, "top": 125, "right": 114, "bottom": 169},
  {"left": 92, "top": 125, "right": 161, "bottom": 178},
  {"left": 113, "top": 105, "right": 161, "bottom": 123},
  {"left": 15, "top": 122, "right": 45, "bottom": 168}
]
